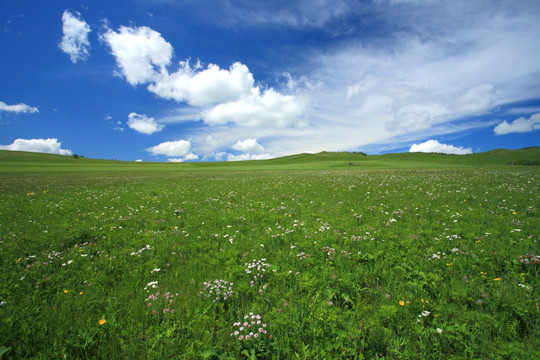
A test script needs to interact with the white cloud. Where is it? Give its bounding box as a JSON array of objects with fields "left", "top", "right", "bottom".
[
  {"left": 409, "top": 140, "right": 472, "bottom": 155},
  {"left": 0, "top": 138, "right": 72, "bottom": 155},
  {"left": 168, "top": 153, "right": 198, "bottom": 162},
  {"left": 127, "top": 112, "right": 164, "bottom": 134},
  {"left": 183, "top": 152, "right": 199, "bottom": 161},
  {"left": 494, "top": 113, "right": 540, "bottom": 135},
  {"left": 202, "top": 87, "right": 307, "bottom": 128},
  {"left": 0, "top": 101, "right": 38, "bottom": 113},
  {"left": 227, "top": 153, "right": 274, "bottom": 161},
  {"left": 103, "top": 25, "right": 306, "bottom": 130},
  {"left": 59, "top": 10, "right": 91, "bottom": 63},
  {"left": 102, "top": 26, "right": 173, "bottom": 85},
  {"left": 451, "top": 84, "right": 495, "bottom": 116},
  {"left": 146, "top": 139, "right": 191, "bottom": 157},
  {"left": 148, "top": 61, "right": 255, "bottom": 107},
  {"left": 232, "top": 138, "right": 265, "bottom": 153}
]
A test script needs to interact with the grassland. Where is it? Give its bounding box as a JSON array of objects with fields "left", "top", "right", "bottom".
[
  {"left": 1, "top": 147, "right": 539, "bottom": 174},
  {"left": 0, "top": 149, "right": 539, "bottom": 359}
]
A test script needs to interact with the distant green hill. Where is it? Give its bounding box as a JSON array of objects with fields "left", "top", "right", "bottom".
[{"left": 0, "top": 147, "right": 539, "bottom": 175}]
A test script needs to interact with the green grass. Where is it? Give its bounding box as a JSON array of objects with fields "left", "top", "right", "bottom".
[
  {"left": 0, "top": 150, "right": 539, "bottom": 359},
  {"left": 1, "top": 147, "right": 539, "bottom": 174}
]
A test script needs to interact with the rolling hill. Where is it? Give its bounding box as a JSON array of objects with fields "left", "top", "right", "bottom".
[{"left": 0, "top": 147, "right": 539, "bottom": 175}]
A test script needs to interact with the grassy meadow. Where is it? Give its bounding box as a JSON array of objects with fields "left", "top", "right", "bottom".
[{"left": 0, "top": 150, "right": 539, "bottom": 359}]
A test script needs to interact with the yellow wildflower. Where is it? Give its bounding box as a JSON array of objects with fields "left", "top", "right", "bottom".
[
  {"left": 99, "top": 319, "right": 106, "bottom": 325},
  {"left": 399, "top": 301, "right": 405, "bottom": 306},
  {"left": 493, "top": 278, "right": 501, "bottom": 281}
]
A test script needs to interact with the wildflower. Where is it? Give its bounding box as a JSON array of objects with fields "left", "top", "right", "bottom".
[
  {"left": 399, "top": 301, "right": 405, "bottom": 306},
  {"left": 79, "top": 292, "right": 83, "bottom": 295},
  {"left": 436, "top": 328, "right": 443, "bottom": 334},
  {"left": 64, "top": 289, "right": 69, "bottom": 294},
  {"left": 493, "top": 278, "right": 501, "bottom": 281},
  {"left": 98, "top": 319, "right": 106, "bottom": 325},
  {"left": 200, "top": 279, "right": 234, "bottom": 302},
  {"left": 232, "top": 313, "right": 271, "bottom": 341}
]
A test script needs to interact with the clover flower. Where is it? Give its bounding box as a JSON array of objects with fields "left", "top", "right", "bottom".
[
  {"left": 230, "top": 313, "right": 271, "bottom": 341},
  {"left": 145, "top": 290, "right": 178, "bottom": 315},
  {"left": 200, "top": 279, "right": 234, "bottom": 302},
  {"left": 518, "top": 253, "right": 539, "bottom": 265},
  {"left": 245, "top": 258, "right": 270, "bottom": 283}
]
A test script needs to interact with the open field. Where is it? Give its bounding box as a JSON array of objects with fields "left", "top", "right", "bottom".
[{"left": 0, "top": 150, "right": 539, "bottom": 359}]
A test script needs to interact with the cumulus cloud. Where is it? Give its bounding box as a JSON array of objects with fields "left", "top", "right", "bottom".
[
  {"left": 0, "top": 101, "right": 38, "bottom": 114},
  {"left": 146, "top": 139, "right": 191, "bottom": 157},
  {"left": 232, "top": 138, "right": 265, "bottom": 153},
  {"left": 168, "top": 153, "right": 199, "bottom": 162},
  {"left": 493, "top": 113, "right": 540, "bottom": 135},
  {"left": 148, "top": 61, "right": 255, "bottom": 107},
  {"left": 202, "top": 87, "right": 307, "bottom": 128},
  {"left": 227, "top": 153, "right": 274, "bottom": 161},
  {"left": 409, "top": 140, "right": 472, "bottom": 155},
  {"left": 0, "top": 138, "right": 72, "bottom": 155},
  {"left": 102, "top": 26, "right": 173, "bottom": 85},
  {"left": 59, "top": 10, "right": 91, "bottom": 63},
  {"left": 103, "top": 25, "right": 306, "bottom": 129},
  {"left": 127, "top": 112, "right": 164, "bottom": 134}
]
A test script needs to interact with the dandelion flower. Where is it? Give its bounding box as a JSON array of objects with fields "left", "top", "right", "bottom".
[
  {"left": 98, "top": 319, "right": 106, "bottom": 325},
  {"left": 399, "top": 301, "right": 405, "bottom": 306},
  {"left": 493, "top": 278, "right": 501, "bottom": 281},
  {"left": 64, "top": 289, "right": 69, "bottom": 294}
]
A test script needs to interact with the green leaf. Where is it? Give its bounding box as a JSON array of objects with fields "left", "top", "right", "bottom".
[{"left": 0, "top": 347, "right": 12, "bottom": 358}]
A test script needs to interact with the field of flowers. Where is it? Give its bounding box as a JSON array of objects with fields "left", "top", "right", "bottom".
[{"left": 0, "top": 168, "right": 538, "bottom": 359}]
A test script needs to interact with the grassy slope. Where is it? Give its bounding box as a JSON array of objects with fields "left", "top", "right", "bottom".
[{"left": 0, "top": 147, "right": 539, "bottom": 175}]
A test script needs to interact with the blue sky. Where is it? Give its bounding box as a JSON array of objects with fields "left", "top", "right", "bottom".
[{"left": 1, "top": 0, "right": 539, "bottom": 162}]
